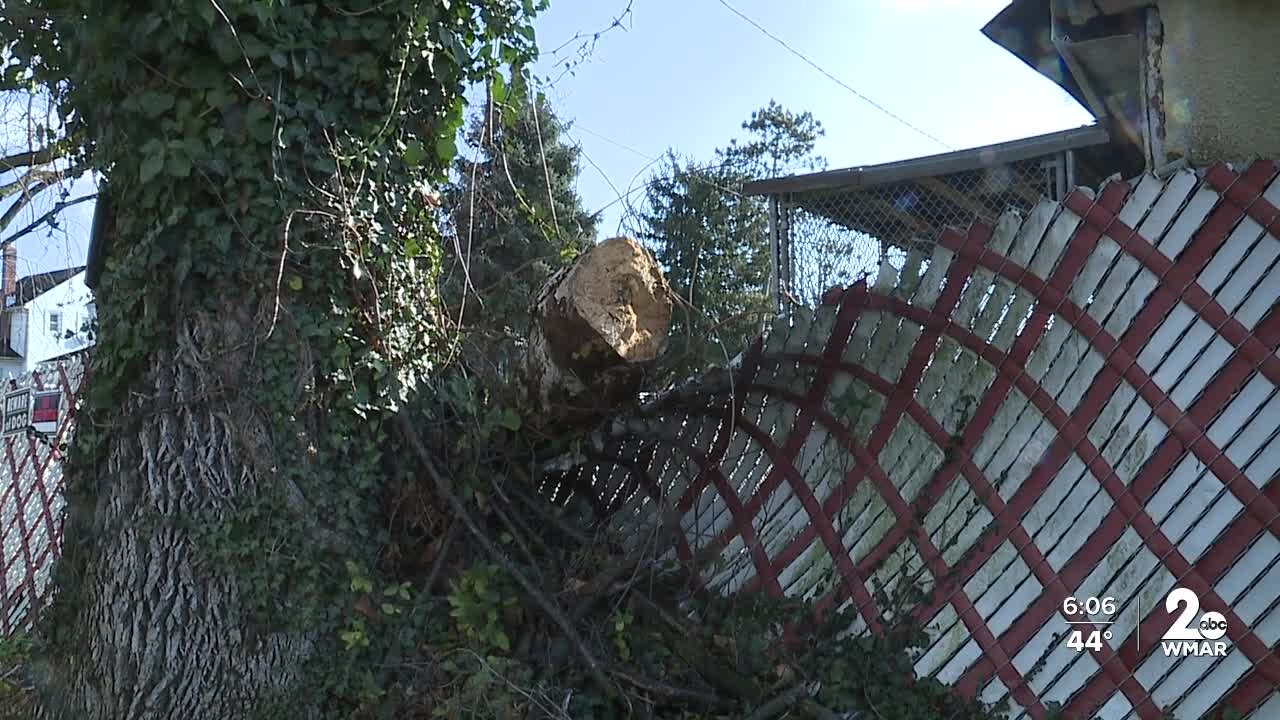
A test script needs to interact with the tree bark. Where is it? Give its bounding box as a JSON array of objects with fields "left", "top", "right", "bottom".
[
  {"left": 32, "top": 310, "right": 316, "bottom": 719},
  {"left": 523, "top": 236, "right": 672, "bottom": 424}
]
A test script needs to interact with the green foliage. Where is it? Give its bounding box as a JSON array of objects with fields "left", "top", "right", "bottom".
[
  {"left": 0, "top": 633, "right": 33, "bottom": 719},
  {"left": 448, "top": 561, "right": 517, "bottom": 652},
  {"left": 641, "top": 102, "right": 825, "bottom": 379},
  {"left": 442, "top": 76, "right": 596, "bottom": 334},
  {"left": 641, "top": 156, "right": 770, "bottom": 376},
  {"left": 718, "top": 100, "right": 826, "bottom": 181}
]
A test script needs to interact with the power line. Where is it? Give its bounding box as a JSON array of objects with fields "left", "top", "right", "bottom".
[
  {"left": 572, "top": 124, "right": 658, "bottom": 161},
  {"left": 711, "top": 0, "right": 953, "bottom": 151}
]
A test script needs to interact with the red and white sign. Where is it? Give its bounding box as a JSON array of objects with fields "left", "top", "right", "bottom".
[{"left": 31, "top": 390, "right": 61, "bottom": 435}]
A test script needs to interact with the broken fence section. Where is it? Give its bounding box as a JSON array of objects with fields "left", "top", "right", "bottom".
[{"left": 559, "top": 161, "right": 1280, "bottom": 719}]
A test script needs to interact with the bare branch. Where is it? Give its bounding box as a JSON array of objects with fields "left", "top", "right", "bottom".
[
  {"left": 0, "top": 166, "right": 62, "bottom": 200},
  {"left": 0, "top": 162, "right": 88, "bottom": 234},
  {"left": 0, "top": 193, "right": 97, "bottom": 248},
  {"left": 0, "top": 145, "right": 68, "bottom": 172},
  {"left": 394, "top": 413, "right": 616, "bottom": 695}
]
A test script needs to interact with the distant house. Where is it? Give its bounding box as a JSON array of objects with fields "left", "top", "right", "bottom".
[{"left": 0, "top": 244, "right": 95, "bottom": 378}]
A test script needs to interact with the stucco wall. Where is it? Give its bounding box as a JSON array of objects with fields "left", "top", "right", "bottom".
[{"left": 1158, "top": 0, "right": 1280, "bottom": 165}]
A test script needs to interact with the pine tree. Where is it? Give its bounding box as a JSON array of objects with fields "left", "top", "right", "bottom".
[
  {"left": 443, "top": 82, "right": 596, "bottom": 334},
  {"left": 641, "top": 103, "right": 824, "bottom": 378}
]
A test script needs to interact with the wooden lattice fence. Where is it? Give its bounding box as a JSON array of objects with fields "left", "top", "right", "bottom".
[
  {"left": 556, "top": 161, "right": 1280, "bottom": 719},
  {"left": 0, "top": 354, "right": 84, "bottom": 637},
  {"left": 2, "top": 163, "right": 1278, "bottom": 718}
]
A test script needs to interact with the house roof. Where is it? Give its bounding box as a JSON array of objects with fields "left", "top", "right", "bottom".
[
  {"left": 743, "top": 125, "right": 1111, "bottom": 196},
  {"left": 10, "top": 266, "right": 86, "bottom": 306},
  {"left": 741, "top": 125, "right": 1141, "bottom": 256},
  {"left": 982, "top": 0, "right": 1153, "bottom": 155},
  {"left": 983, "top": 0, "right": 1088, "bottom": 110}
]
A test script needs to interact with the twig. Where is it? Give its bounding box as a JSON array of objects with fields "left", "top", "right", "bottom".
[
  {"left": 487, "top": 490, "right": 546, "bottom": 576},
  {"left": 423, "top": 520, "right": 459, "bottom": 593},
  {"left": 0, "top": 193, "right": 96, "bottom": 247},
  {"left": 506, "top": 478, "right": 592, "bottom": 545},
  {"left": 0, "top": 163, "right": 87, "bottom": 232},
  {"left": 207, "top": 0, "right": 265, "bottom": 97},
  {"left": 394, "top": 414, "right": 615, "bottom": 695},
  {"left": 801, "top": 700, "right": 846, "bottom": 720},
  {"left": 744, "top": 683, "right": 815, "bottom": 720},
  {"left": 612, "top": 669, "right": 724, "bottom": 708},
  {"left": 629, "top": 593, "right": 763, "bottom": 704}
]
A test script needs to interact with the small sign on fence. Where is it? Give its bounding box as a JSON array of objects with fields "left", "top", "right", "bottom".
[
  {"left": 32, "top": 390, "right": 61, "bottom": 435},
  {"left": 3, "top": 388, "right": 30, "bottom": 436}
]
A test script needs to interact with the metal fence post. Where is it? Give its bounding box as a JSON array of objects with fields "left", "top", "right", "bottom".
[{"left": 768, "top": 194, "right": 782, "bottom": 314}]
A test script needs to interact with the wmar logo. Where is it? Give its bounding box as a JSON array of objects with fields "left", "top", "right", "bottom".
[{"left": 1160, "top": 587, "right": 1229, "bottom": 658}]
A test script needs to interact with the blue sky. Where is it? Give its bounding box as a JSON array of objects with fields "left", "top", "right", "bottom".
[
  {"left": 529, "top": 0, "right": 1094, "bottom": 236},
  {"left": 3, "top": 0, "right": 1095, "bottom": 276}
]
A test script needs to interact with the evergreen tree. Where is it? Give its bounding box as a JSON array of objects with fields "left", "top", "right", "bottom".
[
  {"left": 718, "top": 100, "right": 826, "bottom": 181},
  {"left": 443, "top": 81, "right": 596, "bottom": 333},
  {"left": 641, "top": 102, "right": 824, "bottom": 378}
]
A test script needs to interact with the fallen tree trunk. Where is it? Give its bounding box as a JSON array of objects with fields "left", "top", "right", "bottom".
[{"left": 523, "top": 236, "right": 672, "bottom": 425}]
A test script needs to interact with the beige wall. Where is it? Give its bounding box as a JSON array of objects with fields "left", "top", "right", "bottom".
[{"left": 1158, "top": 0, "right": 1280, "bottom": 165}]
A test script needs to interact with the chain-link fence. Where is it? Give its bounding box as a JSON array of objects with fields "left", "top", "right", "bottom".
[{"left": 753, "top": 127, "right": 1110, "bottom": 306}]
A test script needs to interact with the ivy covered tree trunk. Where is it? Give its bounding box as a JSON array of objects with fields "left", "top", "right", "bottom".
[
  {"left": 0, "top": 2, "right": 540, "bottom": 718},
  {"left": 33, "top": 318, "right": 314, "bottom": 718}
]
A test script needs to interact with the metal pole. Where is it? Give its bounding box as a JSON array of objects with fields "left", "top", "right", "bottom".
[{"left": 768, "top": 194, "right": 782, "bottom": 314}]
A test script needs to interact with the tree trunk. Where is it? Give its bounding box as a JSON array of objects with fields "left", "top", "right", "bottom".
[
  {"left": 8, "top": 2, "right": 549, "bottom": 717},
  {"left": 32, "top": 311, "right": 316, "bottom": 719},
  {"left": 524, "top": 236, "right": 672, "bottom": 425}
]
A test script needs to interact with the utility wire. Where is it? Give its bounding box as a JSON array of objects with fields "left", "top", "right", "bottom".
[
  {"left": 572, "top": 124, "right": 658, "bottom": 161},
  {"left": 712, "top": 0, "right": 953, "bottom": 151}
]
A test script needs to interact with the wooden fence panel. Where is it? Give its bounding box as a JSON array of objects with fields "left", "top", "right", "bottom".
[{"left": 563, "top": 162, "right": 1280, "bottom": 719}]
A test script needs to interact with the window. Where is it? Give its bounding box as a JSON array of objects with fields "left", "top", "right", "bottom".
[{"left": 48, "top": 312, "right": 60, "bottom": 337}]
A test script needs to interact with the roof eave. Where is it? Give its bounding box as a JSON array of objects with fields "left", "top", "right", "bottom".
[{"left": 743, "top": 124, "right": 1111, "bottom": 196}]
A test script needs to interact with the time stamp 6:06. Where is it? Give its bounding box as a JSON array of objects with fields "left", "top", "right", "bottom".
[{"left": 1062, "top": 588, "right": 1230, "bottom": 658}]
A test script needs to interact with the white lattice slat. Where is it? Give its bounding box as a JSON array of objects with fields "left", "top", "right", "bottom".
[
  {"left": 926, "top": 478, "right": 992, "bottom": 567},
  {"left": 911, "top": 244, "right": 954, "bottom": 312}
]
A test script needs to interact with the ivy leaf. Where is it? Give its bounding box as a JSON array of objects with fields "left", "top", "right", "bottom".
[
  {"left": 206, "top": 87, "right": 235, "bottom": 109},
  {"left": 497, "top": 408, "right": 521, "bottom": 431},
  {"left": 435, "top": 134, "right": 456, "bottom": 163},
  {"left": 137, "top": 91, "right": 174, "bottom": 118},
  {"left": 140, "top": 146, "right": 166, "bottom": 184},
  {"left": 401, "top": 140, "right": 427, "bottom": 167},
  {"left": 196, "top": 1, "right": 217, "bottom": 26},
  {"left": 491, "top": 73, "right": 507, "bottom": 103},
  {"left": 239, "top": 33, "right": 269, "bottom": 59},
  {"left": 166, "top": 151, "right": 192, "bottom": 178}
]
